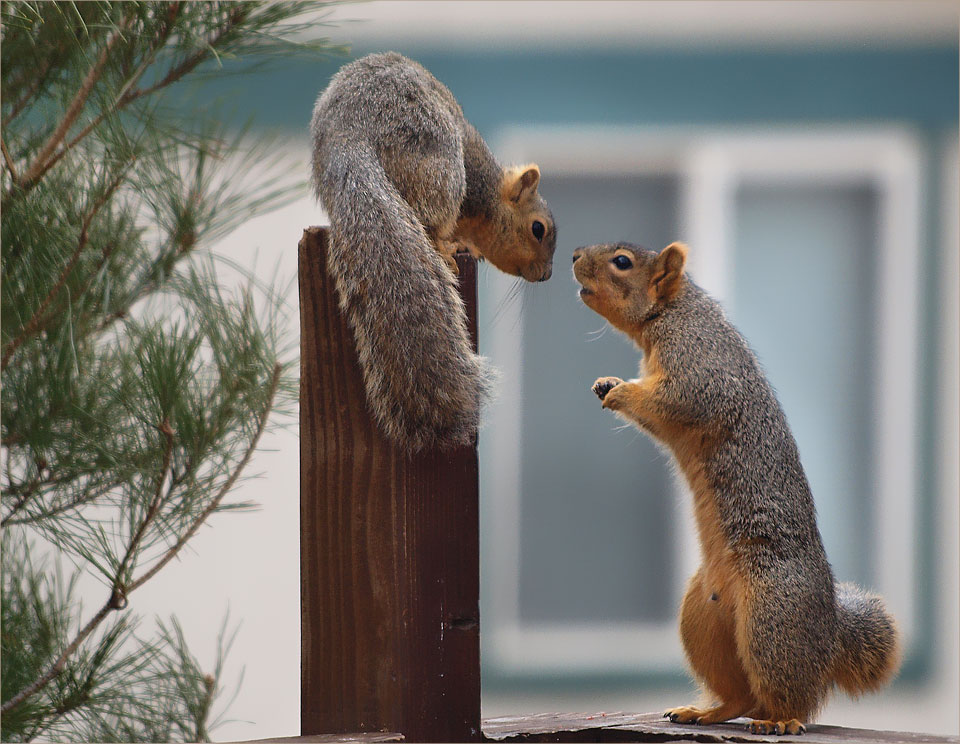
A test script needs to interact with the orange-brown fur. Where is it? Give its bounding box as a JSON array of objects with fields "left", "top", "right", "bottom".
[{"left": 452, "top": 165, "right": 555, "bottom": 281}]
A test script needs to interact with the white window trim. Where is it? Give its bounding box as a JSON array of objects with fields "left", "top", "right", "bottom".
[
  {"left": 936, "top": 131, "right": 959, "bottom": 691},
  {"left": 482, "top": 125, "right": 922, "bottom": 677}
]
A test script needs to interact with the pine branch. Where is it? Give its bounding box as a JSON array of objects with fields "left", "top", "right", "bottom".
[
  {"left": 126, "top": 5, "right": 251, "bottom": 102},
  {"left": 5, "top": 480, "right": 120, "bottom": 527},
  {"left": 27, "top": 4, "right": 250, "bottom": 188},
  {"left": 1, "top": 3, "right": 322, "bottom": 736},
  {"left": 1, "top": 364, "right": 281, "bottom": 716},
  {"left": 1, "top": 168, "right": 127, "bottom": 371},
  {"left": 2, "top": 420, "right": 169, "bottom": 716},
  {"left": 2, "top": 135, "right": 20, "bottom": 182},
  {"left": 24, "top": 700, "right": 76, "bottom": 743},
  {"left": 127, "top": 362, "right": 280, "bottom": 593},
  {"left": 2, "top": 457, "right": 57, "bottom": 526},
  {"left": 1, "top": 57, "right": 53, "bottom": 127},
  {"left": 2, "top": 477, "right": 45, "bottom": 526},
  {"left": 32, "top": 238, "right": 121, "bottom": 335},
  {"left": 112, "top": 419, "right": 175, "bottom": 598},
  {"left": 1, "top": 601, "right": 115, "bottom": 716},
  {"left": 16, "top": 12, "right": 133, "bottom": 192},
  {"left": 3, "top": 471, "right": 72, "bottom": 500}
]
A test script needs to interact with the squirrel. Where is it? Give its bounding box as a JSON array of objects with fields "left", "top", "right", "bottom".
[
  {"left": 310, "top": 52, "right": 556, "bottom": 451},
  {"left": 572, "top": 241, "right": 900, "bottom": 735}
]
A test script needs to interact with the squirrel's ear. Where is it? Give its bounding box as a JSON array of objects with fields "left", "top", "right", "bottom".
[
  {"left": 651, "top": 242, "right": 688, "bottom": 302},
  {"left": 504, "top": 164, "right": 540, "bottom": 202}
]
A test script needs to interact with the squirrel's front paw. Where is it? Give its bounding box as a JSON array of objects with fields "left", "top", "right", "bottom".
[
  {"left": 592, "top": 377, "right": 624, "bottom": 403},
  {"left": 435, "top": 240, "right": 461, "bottom": 275},
  {"left": 455, "top": 241, "right": 484, "bottom": 261}
]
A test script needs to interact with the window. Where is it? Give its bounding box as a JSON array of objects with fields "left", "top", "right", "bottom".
[{"left": 480, "top": 126, "right": 923, "bottom": 679}]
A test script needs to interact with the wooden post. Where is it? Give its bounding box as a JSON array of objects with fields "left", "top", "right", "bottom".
[{"left": 298, "top": 227, "right": 481, "bottom": 742}]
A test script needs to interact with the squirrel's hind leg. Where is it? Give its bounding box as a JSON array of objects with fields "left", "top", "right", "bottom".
[
  {"left": 667, "top": 569, "right": 756, "bottom": 727},
  {"left": 735, "top": 575, "right": 833, "bottom": 733}
]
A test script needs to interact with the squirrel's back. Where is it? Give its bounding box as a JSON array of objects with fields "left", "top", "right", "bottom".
[
  {"left": 311, "top": 53, "right": 466, "bottom": 213},
  {"left": 310, "top": 53, "right": 490, "bottom": 451},
  {"left": 653, "top": 283, "right": 829, "bottom": 553}
]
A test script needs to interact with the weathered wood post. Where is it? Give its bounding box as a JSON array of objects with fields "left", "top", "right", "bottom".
[{"left": 298, "top": 227, "right": 481, "bottom": 742}]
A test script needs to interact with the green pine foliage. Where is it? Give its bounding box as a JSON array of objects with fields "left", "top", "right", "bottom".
[{"left": 1, "top": 2, "right": 341, "bottom": 739}]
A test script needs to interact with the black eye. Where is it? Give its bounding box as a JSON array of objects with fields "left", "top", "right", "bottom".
[
  {"left": 532, "top": 220, "right": 545, "bottom": 241},
  {"left": 612, "top": 255, "right": 633, "bottom": 270}
]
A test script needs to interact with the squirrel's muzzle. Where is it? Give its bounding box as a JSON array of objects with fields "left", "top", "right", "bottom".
[{"left": 521, "top": 262, "right": 553, "bottom": 282}]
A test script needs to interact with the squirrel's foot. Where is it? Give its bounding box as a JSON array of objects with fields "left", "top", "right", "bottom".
[
  {"left": 748, "top": 719, "right": 806, "bottom": 736},
  {"left": 663, "top": 706, "right": 709, "bottom": 725},
  {"left": 664, "top": 703, "right": 748, "bottom": 727},
  {"left": 592, "top": 376, "right": 624, "bottom": 402}
]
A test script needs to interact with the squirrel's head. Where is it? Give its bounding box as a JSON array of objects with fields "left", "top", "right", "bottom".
[
  {"left": 572, "top": 241, "right": 689, "bottom": 335},
  {"left": 485, "top": 164, "right": 556, "bottom": 282}
]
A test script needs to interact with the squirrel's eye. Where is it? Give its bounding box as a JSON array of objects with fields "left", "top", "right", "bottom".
[
  {"left": 612, "top": 255, "right": 633, "bottom": 270},
  {"left": 532, "top": 220, "right": 545, "bottom": 242}
]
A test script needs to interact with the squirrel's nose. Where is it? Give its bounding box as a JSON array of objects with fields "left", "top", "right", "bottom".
[{"left": 572, "top": 250, "right": 582, "bottom": 264}]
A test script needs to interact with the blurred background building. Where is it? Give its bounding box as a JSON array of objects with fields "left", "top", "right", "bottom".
[{"left": 137, "top": 2, "right": 958, "bottom": 740}]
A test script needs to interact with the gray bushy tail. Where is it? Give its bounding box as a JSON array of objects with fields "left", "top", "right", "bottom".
[
  {"left": 832, "top": 582, "right": 900, "bottom": 696},
  {"left": 314, "top": 136, "right": 493, "bottom": 451}
]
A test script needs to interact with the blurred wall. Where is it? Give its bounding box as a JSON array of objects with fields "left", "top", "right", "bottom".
[{"left": 139, "top": 3, "right": 958, "bottom": 740}]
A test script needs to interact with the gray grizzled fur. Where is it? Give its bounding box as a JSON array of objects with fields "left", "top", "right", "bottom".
[{"left": 310, "top": 52, "right": 496, "bottom": 451}]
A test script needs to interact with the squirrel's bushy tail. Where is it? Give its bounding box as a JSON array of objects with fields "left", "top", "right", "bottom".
[
  {"left": 832, "top": 582, "right": 900, "bottom": 696},
  {"left": 314, "top": 136, "right": 494, "bottom": 452}
]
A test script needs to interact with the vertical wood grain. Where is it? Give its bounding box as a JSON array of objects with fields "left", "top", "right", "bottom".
[{"left": 299, "top": 227, "right": 481, "bottom": 742}]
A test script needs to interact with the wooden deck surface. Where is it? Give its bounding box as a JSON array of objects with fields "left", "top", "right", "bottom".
[
  {"left": 233, "top": 711, "right": 959, "bottom": 743},
  {"left": 483, "top": 712, "right": 959, "bottom": 743}
]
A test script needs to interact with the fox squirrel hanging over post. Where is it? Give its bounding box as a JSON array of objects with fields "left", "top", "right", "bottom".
[{"left": 311, "top": 52, "right": 556, "bottom": 451}]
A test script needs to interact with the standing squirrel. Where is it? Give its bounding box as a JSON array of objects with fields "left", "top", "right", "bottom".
[
  {"left": 572, "top": 241, "right": 900, "bottom": 735},
  {"left": 311, "top": 52, "right": 556, "bottom": 451}
]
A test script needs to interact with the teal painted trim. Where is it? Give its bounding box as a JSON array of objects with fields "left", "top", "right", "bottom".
[
  {"left": 411, "top": 47, "right": 960, "bottom": 133},
  {"left": 199, "top": 46, "right": 958, "bottom": 134}
]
